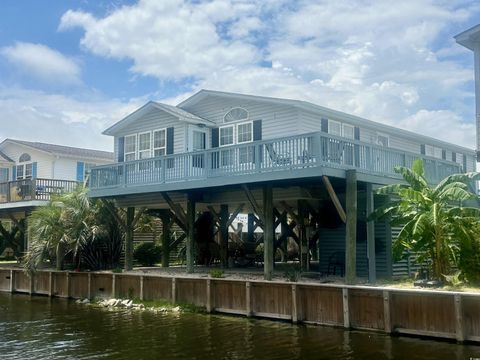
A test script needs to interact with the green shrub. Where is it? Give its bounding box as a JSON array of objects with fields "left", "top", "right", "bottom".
[
  {"left": 134, "top": 242, "right": 162, "bottom": 266},
  {"left": 209, "top": 269, "right": 224, "bottom": 278}
]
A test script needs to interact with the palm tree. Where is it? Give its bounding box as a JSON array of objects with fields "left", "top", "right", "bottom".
[{"left": 371, "top": 159, "right": 480, "bottom": 281}]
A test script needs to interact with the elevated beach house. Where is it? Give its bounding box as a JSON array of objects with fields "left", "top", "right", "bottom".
[
  {"left": 0, "top": 139, "right": 113, "bottom": 253},
  {"left": 88, "top": 90, "right": 476, "bottom": 281}
]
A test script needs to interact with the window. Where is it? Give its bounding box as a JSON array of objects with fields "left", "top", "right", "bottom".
[
  {"left": 224, "top": 107, "right": 249, "bottom": 123},
  {"left": 192, "top": 131, "right": 206, "bottom": 151},
  {"left": 237, "top": 122, "right": 253, "bottom": 143},
  {"left": 343, "top": 124, "right": 355, "bottom": 140},
  {"left": 377, "top": 134, "right": 389, "bottom": 147},
  {"left": 16, "top": 153, "right": 33, "bottom": 180},
  {"left": 19, "top": 153, "right": 31, "bottom": 162},
  {"left": 153, "top": 129, "right": 166, "bottom": 156},
  {"left": 220, "top": 126, "right": 234, "bottom": 146},
  {"left": 0, "top": 168, "right": 8, "bottom": 182},
  {"left": 328, "top": 120, "right": 342, "bottom": 136},
  {"left": 124, "top": 134, "right": 137, "bottom": 161},
  {"left": 138, "top": 132, "right": 151, "bottom": 159}
]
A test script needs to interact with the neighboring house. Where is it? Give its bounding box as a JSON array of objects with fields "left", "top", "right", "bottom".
[
  {"left": 0, "top": 139, "right": 114, "bottom": 252},
  {"left": 89, "top": 90, "right": 476, "bottom": 280}
]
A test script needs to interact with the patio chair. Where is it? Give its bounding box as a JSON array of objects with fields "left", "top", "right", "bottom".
[
  {"left": 266, "top": 143, "right": 291, "bottom": 166},
  {"left": 324, "top": 140, "right": 345, "bottom": 164}
]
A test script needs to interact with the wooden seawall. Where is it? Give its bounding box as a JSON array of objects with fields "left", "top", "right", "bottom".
[{"left": 1, "top": 269, "right": 479, "bottom": 343}]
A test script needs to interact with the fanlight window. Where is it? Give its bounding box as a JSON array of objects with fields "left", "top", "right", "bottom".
[
  {"left": 19, "top": 153, "right": 31, "bottom": 163},
  {"left": 224, "top": 107, "right": 249, "bottom": 123}
]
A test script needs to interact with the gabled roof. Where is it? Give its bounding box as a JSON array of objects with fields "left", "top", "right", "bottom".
[
  {"left": 455, "top": 24, "right": 480, "bottom": 51},
  {"left": 0, "top": 151, "right": 13, "bottom": 163},
  {"left": 103, "top": 101, "right": 214, "bottom": 136},
  {"left": 0, "top": 139, "right": 114, "bottom": 161},
  {"left": 179, "top": 89, "right": 475, "bottom": 154}
]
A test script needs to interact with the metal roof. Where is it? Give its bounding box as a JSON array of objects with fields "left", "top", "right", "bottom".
[{"left": 1, "top": 139, "right": 114, "bottom": 161}]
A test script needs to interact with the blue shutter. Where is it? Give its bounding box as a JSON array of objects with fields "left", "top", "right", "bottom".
[
  {"left": 253, "top": 120, "right": 262, "bottom": 141},
  {"left": 354, "top": 127, "right": 360, "bottom": 140},
  {"left": 12, "top": 166, "right": 16, "bottom": 180},
  {"left": 166, "top": 127, "right": 174, "bottom": 155},
  {"left": 420, "top": 144, "right": 426, "bottom": 155},
  {"left": 32, "top": 162, "right": 37, "bottom": 179},
  {"left": 117, "top": 137, "right": 125, "bottom": 162},
  {"left": 321, "top": 118, "right": 328, "bottom": 133},
  {"left": 463, "top": 154, "right": 467, "bottom": 172},
  {"left": 76, "top": 162, "right": 85, "bottom": 182},
  {"left": 452, "top": 152, "right": 456, "bottom": 162},
  {"left": 211, "top": 128, "right": 219, "bottom": 148},
  {"left": 442, "top": 150, "right": 446, "bottom": 160}
]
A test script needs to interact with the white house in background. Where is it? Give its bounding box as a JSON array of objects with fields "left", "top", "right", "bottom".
[{"left": 0, "top": 139, "right": 113, "bottom": 246}]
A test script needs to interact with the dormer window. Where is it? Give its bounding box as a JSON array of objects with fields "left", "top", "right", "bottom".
[{"left": 224, "top": 107, "right": 249, "bottom": 123}]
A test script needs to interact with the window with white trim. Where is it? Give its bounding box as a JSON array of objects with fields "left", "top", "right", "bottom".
[
  {"left": 328, "top": 120, "right": 341, "bottom": 136},
  {"left": 220, "top": 126, "right": 234, "bottom": 146},
  {"left": 153, "top": 129, "right": 166, "bottom": 156},
  {"left": 237, "top": 122, "right": 252, "bottom": 143},
  {"left": 224, "top": 107, "right": 249, "bottom": 123},
  {"left": 16, "top": 153, "right": 33, "bottom": 180},
  {"left": 342, "top": 124, "right": 355, "bottom": 139},
  {"left": 192, "top": 131, "right": 206, "bottom": 151},
  {"left": 425, "top": 144, "right": 435, "bottom": 157},
  {"left": 124, "top": 134, "right": 137, "bottom": 161},
  {"left": 138, "top": 132, "right": 152, "bottom": 159}
]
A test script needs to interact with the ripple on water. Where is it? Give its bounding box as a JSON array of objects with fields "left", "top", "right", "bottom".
[{"left": 0, "top": 293, "right": 479, "bottom": 360}]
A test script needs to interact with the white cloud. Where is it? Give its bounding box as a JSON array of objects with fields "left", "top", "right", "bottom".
[
  {"left": 0, "top": 87, "right": 143, "bottom": 151},
  {"left": 1, "top": 42, "right": 81, "bottom": 85}
]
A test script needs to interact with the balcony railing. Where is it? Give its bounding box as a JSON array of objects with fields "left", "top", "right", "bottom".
[
  {"left": 0, "top": 178, "right": 78, "bottom": 204},
  {"left": 89, "top": 132, "right": 464, "bottom": 191}
]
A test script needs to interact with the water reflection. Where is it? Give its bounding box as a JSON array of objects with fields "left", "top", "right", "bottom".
[{"left": 0, "top": 293, "right": 479, "bottom": 359}]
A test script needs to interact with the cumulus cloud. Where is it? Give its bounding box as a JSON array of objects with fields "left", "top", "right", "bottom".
[
  {"left": 54, "top": 0, "right": 480, "bottom": 149},
  {"left": 1, "top": 42, "right": 81, "bottom": 85},
  {"left": 0, "top": 87, "right": 143, "bottom": 150}
]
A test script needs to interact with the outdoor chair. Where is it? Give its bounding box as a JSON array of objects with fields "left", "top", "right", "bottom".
[{"left": 265, "top": 143, "right": 291, "bottom": 166}]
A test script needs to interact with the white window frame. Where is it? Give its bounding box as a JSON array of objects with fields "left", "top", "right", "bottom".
[
  {"left": 219, "top": 125, "right": 235, "bottom": 147},
  {"left": 236, "top": 121, "right": 253, "bottom": 144},
  {"left": 138, "top": 131, "right": 152, "bottom": 160},
  {"left": 342, "top": 124, "right": 355, "bottom": 140},
  {"left": 328, "top": 120, "right": 342, "bottom": 137},
  {"left": 224, "top": 107, "right": 249, "bottom": 123},
  {"left": 124, "top": 134, "right": 137, "bottom": 162},
  {"left": 376, "top": 133, "right": 389, "bottom": 147},
  {"left": 192, "top": 130, "right": 206, "bottom": 151},
  {"left": 153, "top": 128, "right": 167, "bottom": 157}
]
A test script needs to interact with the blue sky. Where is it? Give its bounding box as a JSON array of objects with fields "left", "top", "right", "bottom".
[{"left": 0, "top": 0, "right": 479, "bottom": 152}]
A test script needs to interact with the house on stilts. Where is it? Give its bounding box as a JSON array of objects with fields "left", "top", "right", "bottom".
[
  {"left": 0, "top": 139, "right": 113, "bottom": 256},
  {"left": 87, "top": 90, "right": 476, "bottom": 282}
]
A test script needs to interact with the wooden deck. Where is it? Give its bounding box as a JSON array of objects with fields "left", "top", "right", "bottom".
[
  {"left": 0, "top": 178, "right": 78, "bottom": 204},
  {"left": 1, "top": 268, "right": 479, "bottom": 344},
  {"left": 89, "top": 131, "right": 462, "bottom": 198}
]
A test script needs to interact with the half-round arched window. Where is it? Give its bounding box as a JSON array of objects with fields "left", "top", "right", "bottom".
[
  {"left": 19, "top": 153, "right": 31, "bottom": 163},
  {"left": 224, "top": 107, "right": 249, "bottom": 123}
]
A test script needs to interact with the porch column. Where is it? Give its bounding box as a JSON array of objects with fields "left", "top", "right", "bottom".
[
  {"left": 366, "top": 183, "right": 376, "bottom": 283},
  {"left": 160, "top": 211, "right": 172, "bottom": 268},
  {"left": 220, "top": 204, "right": 229, "bottom": 268},
  {"left": 247, "top": 213, "right": 255, "bottom": 243},
  {"left": 345, "top": 170, "right": 357, "bottom": 284},
  {"left": 298, "top": 200, "right": 309, "bottom": 272},
  {"left": 186, "top": 193, "right": 196, "bottom": 273},
  {"left": 125, "top": 207, "right": 135, "bottom": 271},
  {"left": 263, "top": 184, "right": 274, "bottom": 281}
]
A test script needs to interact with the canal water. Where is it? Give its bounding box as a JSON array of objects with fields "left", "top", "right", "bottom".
[{"left": 0, "top": 293, "right": 479, "bottom": 359}]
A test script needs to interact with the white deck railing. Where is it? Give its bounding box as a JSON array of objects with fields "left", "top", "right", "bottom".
[{"left": 89, "top": 132, "right": 463, "bottom": 190}]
